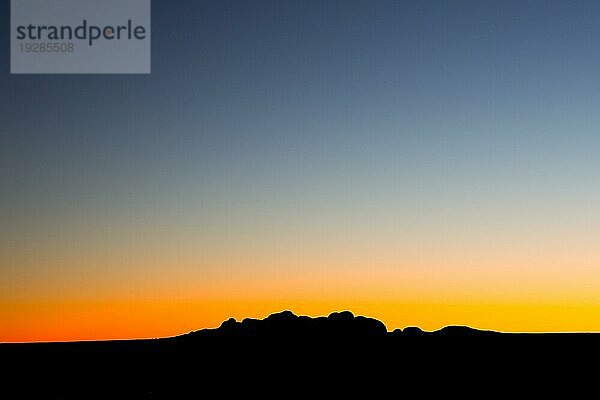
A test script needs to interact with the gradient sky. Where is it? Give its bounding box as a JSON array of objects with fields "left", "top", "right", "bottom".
[{"left": 3, "top": 0, "right": 600, "bottom": 342}]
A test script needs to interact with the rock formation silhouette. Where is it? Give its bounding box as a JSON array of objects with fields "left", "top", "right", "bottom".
[
  {"left": 186, "top": 310, "right": 387, "bottom": 338},
  {"left": 0, "top": 310, "right": 591, "bottom": 398}
]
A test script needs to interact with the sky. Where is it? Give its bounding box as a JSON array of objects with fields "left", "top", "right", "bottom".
[{"left": 3, "top": 0, "right": 600, "bottom": 342}]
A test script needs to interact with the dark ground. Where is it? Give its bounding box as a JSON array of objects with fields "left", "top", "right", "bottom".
[{"left": 1, "top": 311, "right": 595, "bottom": 398}]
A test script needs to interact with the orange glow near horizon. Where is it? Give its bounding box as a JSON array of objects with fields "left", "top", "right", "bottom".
[
  {"left": 4, "top": 299, "right": 600, "bottom": 343},
  {"left": 4, "top": 268, "right": 600, "bottom": 342},
  {"left": 4, "top": 189, "right": 600, "bottom": 342}
]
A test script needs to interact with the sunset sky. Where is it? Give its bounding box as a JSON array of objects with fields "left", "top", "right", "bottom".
[{"left": 3, "top": 0, "right": 600, "bottom": 342}]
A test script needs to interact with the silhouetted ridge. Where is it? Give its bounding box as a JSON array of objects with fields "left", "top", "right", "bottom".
[
  {"left": 396, "top": 326, "right": 425, "bottom": 336},
  {"left": 186, "top": 310, "right": 388, "bottom": 338},
  {"left": 432, "top": 326, "right": 501, "bottom": 336},
  {"left": 1, "top": 311, "right": 593, "bottom": 398},
  {"left": 185, "top": 312, "right": 509, "bottom": 338}
]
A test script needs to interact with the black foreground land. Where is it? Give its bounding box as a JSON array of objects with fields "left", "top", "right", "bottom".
[{"left": 1, "top": 311, "right": 595, "bottom": 398}]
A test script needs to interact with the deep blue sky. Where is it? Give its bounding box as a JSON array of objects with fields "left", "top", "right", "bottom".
[
  {"left": 3, "top": 1, "right": 600, "bottom": 205},
  {"left": 3, "top": 1, "right": 600, "bottom": 335}
]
